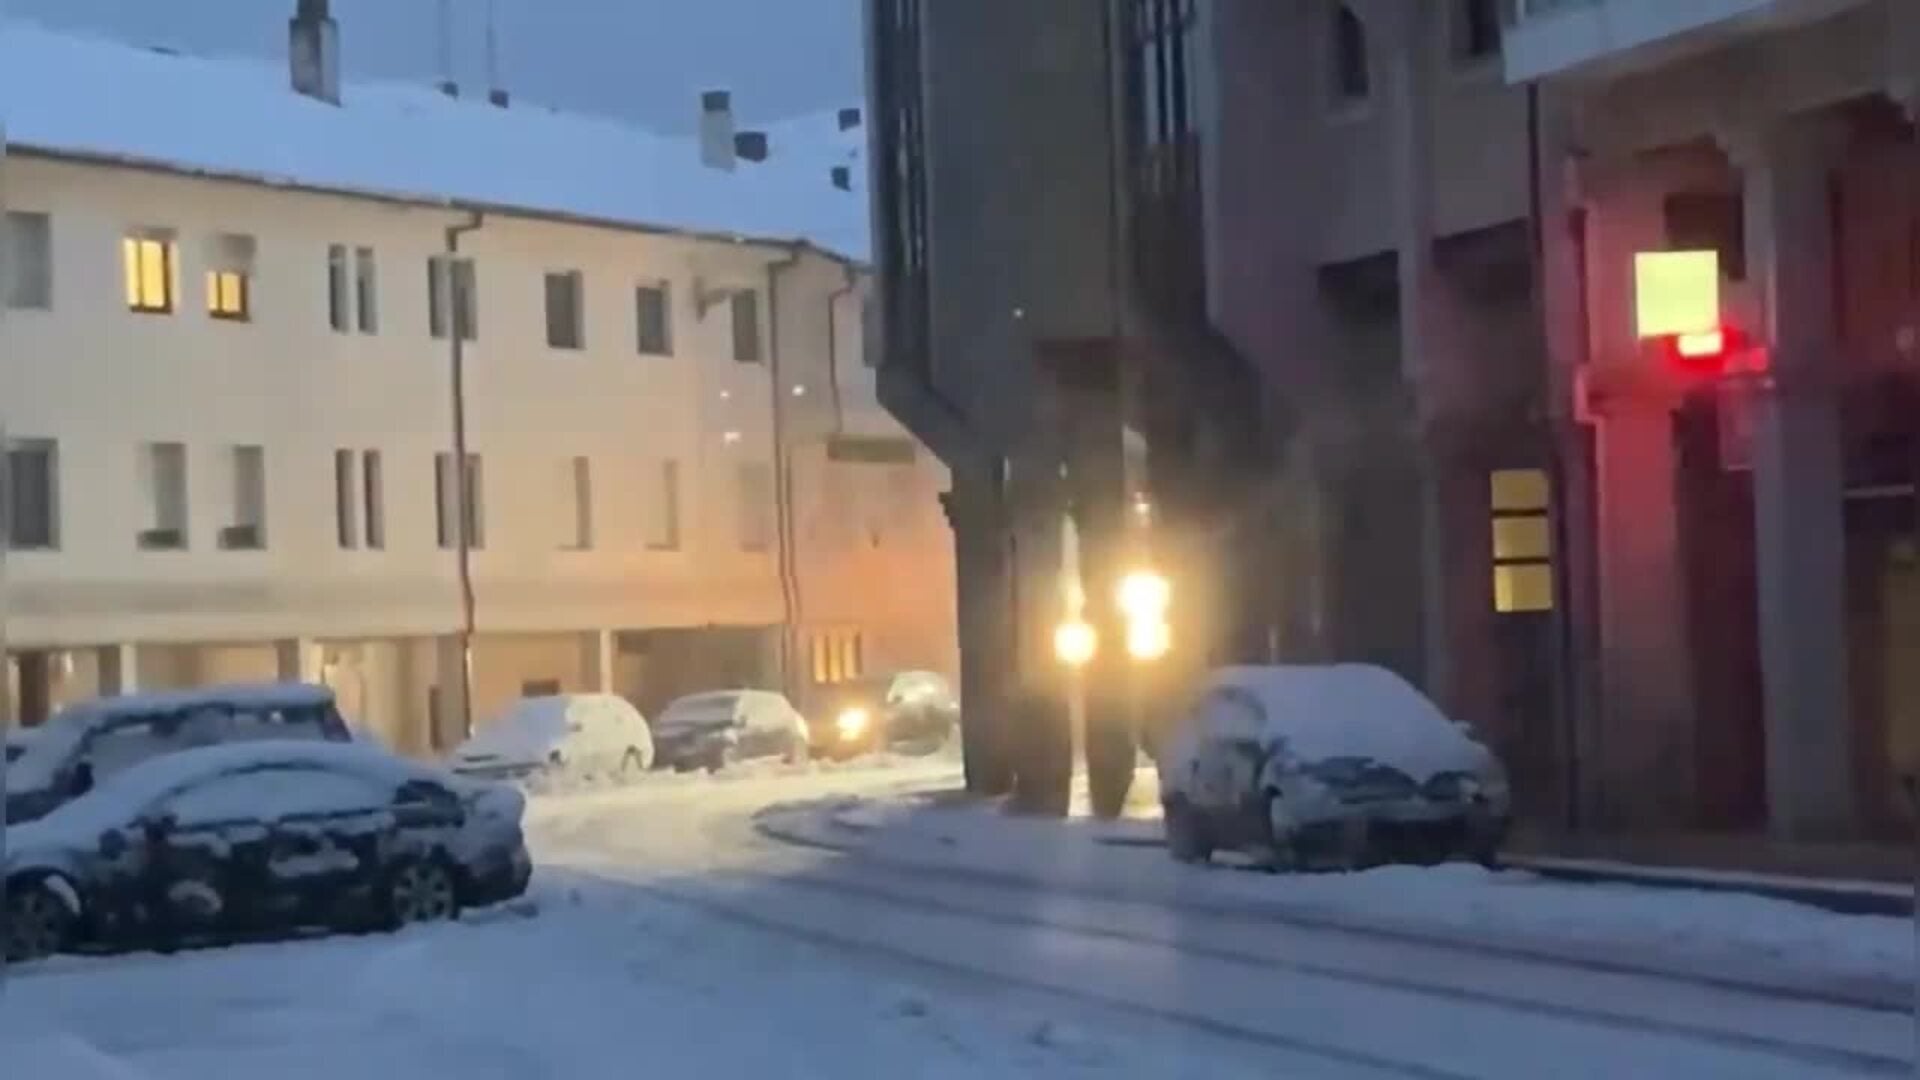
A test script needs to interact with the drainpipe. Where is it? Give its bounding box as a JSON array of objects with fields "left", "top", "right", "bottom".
[
  {"left": 767, "top": 244, "right": 805, "bottom": 698},
  {"left": 825, "top": 265, "right": 858, "bottom": 434},
  {"left": 446, "top": 211, "right": 484, "bottom": 739}
]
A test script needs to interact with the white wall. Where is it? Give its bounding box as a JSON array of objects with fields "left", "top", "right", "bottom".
[{"left": 0, "top": 155, "right": 846, "bottom": 647}]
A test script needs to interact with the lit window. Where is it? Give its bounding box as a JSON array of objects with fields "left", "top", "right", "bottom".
[
  {"left": 122, "top": 232, "right": 175, "bottom": 313},
  {"left": 205, "top": 233, "right": 254, "bottom": 321},
  {"left": 1490, "top": 468, "right": 1552, "bottom": 613}
]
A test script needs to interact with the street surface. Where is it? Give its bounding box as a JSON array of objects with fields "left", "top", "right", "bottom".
[{"left": 3, "top": 757, "right": 1912, "bottom": 1078}]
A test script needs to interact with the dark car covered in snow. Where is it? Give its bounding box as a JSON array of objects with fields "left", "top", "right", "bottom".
[
  {"left": 2, "top": 740, "right": 531, "bottom": 963},
  {"left": 5, "top": 682, "right": 353, "bottom": 825},
  {"left": 1158, "top": 665, "right": 1511, "bottom": 871},
  {"left": 806, "top": 671, "right": 959, "bottom": 761}
]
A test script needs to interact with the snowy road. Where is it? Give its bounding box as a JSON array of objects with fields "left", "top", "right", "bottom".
[{"left": 6, "top": 759, "right": 1915, "bottom": 1078}]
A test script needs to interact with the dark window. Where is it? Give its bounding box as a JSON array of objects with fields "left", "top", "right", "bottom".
[
  {"left": 636, "top": 284, "right": 672, "bottom": 355},
  {"left": 5, "top": 439, "right": 58, "bottom": 550},
  {"left": 435, "top": 452, "right": 485, "bottom": 550},
  {"left": 334, "top": 449, "right": 359, "bottom": 550},
  {"left": 1662, "top": 191, "right": 1747, "bottom": 282},
  {"left": 362, "top": 450, "right": 385, "bottom": 549},
  {"left": 730, "top": 290, "right": 762, "bottom": 363},
  {"left": 429, "top": 256, "right": 477, "bottom": 340},
  {"left": 1332, "top": 4, "right": 1370, "bottom": 103},
  {"left": 6, "top": 211, "right": 52, "bottom": 310},
  {"left": 545, "top": 270, "right": 585, "bottom": 349},
  {"left": 871, "top": 0, "right": 931, "bottom": 376},
  {"left": 327, "top": 245, "right": 350, "bottom": 331},
  {"left": 354, "top": 247, "right": 379, "bottom": 333},
  {"left": 1454, "top": 0, "right": 1503, "bottom": 63}
]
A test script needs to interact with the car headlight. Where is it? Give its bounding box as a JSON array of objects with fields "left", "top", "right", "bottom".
[{"left": 835, "top": 707, "right": 871, "bottom": 741}]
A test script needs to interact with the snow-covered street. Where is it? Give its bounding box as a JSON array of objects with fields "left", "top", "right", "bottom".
[{"left": 5, "top": 758, "right": 1916, "bottom": 1078}]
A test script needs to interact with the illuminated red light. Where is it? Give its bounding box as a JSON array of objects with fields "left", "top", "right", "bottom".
[{"left": 1675, "top": 329, "right": 1725, "bottom": 359}]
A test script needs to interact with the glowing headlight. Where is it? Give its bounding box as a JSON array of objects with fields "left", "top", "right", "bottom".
[{"left": 835, "top": 707, "right": 871, "bottom": 740}]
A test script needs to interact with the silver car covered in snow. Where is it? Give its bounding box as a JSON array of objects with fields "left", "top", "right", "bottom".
[
  {"left": 1158, "top": 664, "right": 1510, "bottom": 871},
  {"left": 3, "top": 740, "right": 530, "bottom": 963}
]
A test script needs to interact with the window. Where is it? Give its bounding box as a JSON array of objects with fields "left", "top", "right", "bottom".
[
  {"left": 435, "top": 452, "right": 484, "bottom": 550},
  {"left": 1490, "top": 468, "right": 1553, "bottom": 613},
  {"left": 122, "top": 230, "right": 176, "bottom": 313},
  {"left": 1663, "top": 191, "right": 1747, "bottom": 282},
  {"left": 334, "top": 449, "right": 359, "bottom": 550},
  {"left": 206, "top": 233, "right": 255, "bottom": 321},
  {"left": 1331, "top": 4, "right": 1370, "bottom": 104},
  {"left": 362, "top": 450, "right": 385, "bottom": 549},
  {"left": 545, "top": 270, "right": 585, "bottom": 349},
  {"left": 646, "top": 459, "right": 681, "bottom": 551},
  {"left": 354, "top": 247, "right": 379, "bottom": 333},
  {"left": 221, "top": 445, "right": 266, "bottom": 550},
  {"left": 737, "top": 462, "right": 774, "bottom": 552},
  {"left": 5, "top": 439, "right": 58, "bottom": 550},
  {"left": 1452, "top": 0, "right": 1504, "bottom": 64},
  {"left": 730, "top": 290, "right": 762, "bottom": 363},
  {"left": 522, "top": 679, "right": 562, "bottom": 698},
  {"left": 5, "top": 211, "right": 52, "bottom": 309},
  {"left": 327, "top": 245, "right": 350, "bottom": 331},
  {"left": 809, "top": 630, "right": 865, "bottom": 685},
  {"left": 636, "top": 283, "right": 673, "bottom": 355},
  {"left": 563, "top": 455, "right": 593, "bottom": 550},
  {"left": 428, "top": 256, "right": 477, "bottom": 340},
  {"left": 140, "top": 442, "right": 189, "bottom": 550}
]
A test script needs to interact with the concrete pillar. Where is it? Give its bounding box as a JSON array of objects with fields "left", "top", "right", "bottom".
[
  {"left": 945, "top": 469, "right": 1016, "bottom": 796},
  {"left": 274, "top": 637, "right": 322, "bottom": 683},
  {"left": 1580, "top": 172, "right": 1698, "bottom": 828},
  {"left": 433, "top": 634, "right": 472, "bottom": 751},
  {"left": 582, "top": 629, "right": 615, "bottom": 693},
  {"left": 97, "top": 643, "right": 139, "bottom": 696},
  {"left": 1733, "top": 116, "right": 1853, "bottom": 839}
]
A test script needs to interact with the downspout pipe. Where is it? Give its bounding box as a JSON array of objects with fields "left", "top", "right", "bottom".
[
  {"left": 826, "top": 264, "right": 858, "bottom": 435},
  {"left": 767, "top": 243, "right": 806, "bottom": 697},
  {"left": 446, "top": 210, "right": 484, "bottom": 741}
]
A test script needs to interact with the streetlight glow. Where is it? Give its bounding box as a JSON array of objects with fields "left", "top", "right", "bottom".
[
  {"left": 1116, "top": 569, "right": 1171, "bottom": 620},
  {"left": 1053, "top": 619, "right": 1097, "bottom": 668},
  {"left": 1126, "top": 618, "right": 1171, "bottom": 661}
]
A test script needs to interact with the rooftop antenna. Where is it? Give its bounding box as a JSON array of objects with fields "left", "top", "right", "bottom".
[
  {"left": 484, "top": 0, "right": 508, "bottom": 107},
  {"left": 436, "top": 0, "right": 457, "bottom": 97}
]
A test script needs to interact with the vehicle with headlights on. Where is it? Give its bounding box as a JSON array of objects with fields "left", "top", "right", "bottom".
[
  {"left": 1157, "top": 664, "right": 1510, "bottom": 872},
  {"left": 808, "top": 671, "right": 959, "bottom": 761}
]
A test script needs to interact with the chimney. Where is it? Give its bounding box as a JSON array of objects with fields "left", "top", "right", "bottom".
[
  {"left": 830, "top": 165, "right": 852, "bottom": 191},
  {"left": 289, "top": 0, "right": 340, "bottom": 105},
  {"left": 489, "top": 88, "right": 510, "bottom": 108},
  {"left": 733, "top": 131, "right": 769, "bottom": 163},
  {"left": 436, "top": 0, "right": 457, "bottom": 97},
  {"left": 836, "top": 106, "right": 862, "bottom": 131},
  {"left": 700, "top": 89, "right": 736, "bottom": 171},
  {"left": 484, "top": 0, "right": 507, "bottom": 108}
]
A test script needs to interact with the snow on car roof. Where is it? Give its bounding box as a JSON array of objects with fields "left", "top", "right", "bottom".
[
  {"left": 1204, "top": 664, "right": 1476, "bottom": 779},
  {"left": 7, "top": 740, "right": 443, "bottom": 860},
  {"left": 0, "top": 21, "right": 870, "bottom": 262}
]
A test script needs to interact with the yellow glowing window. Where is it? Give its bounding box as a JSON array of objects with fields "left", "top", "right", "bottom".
[
  {"left": 122, "top": 236, "right": 174, "bottom": 313},
  {"left": 1490, "top": 467, "right": 1553, "bottom": 614},
  {"left": 1633, "top": 250, "right": 1720, "bottom": 339},
  {"left": 206, "top": 270, "right": 248, "bottom": 319}
]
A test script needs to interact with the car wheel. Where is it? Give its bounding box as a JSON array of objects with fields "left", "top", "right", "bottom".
[
  {"left": 385, "top": 859, "right": 459, "bottom": 927},
  {"left": 1163, "top": 799, "right": 1212, "bottom": 865},
  {"left": 5, "top": 878, "right": 74, "bottom": 963},
  {"left": 706, "top": 745, "right": 736, "bottom": 775}
]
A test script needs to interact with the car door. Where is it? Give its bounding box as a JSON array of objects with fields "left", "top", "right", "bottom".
[
  {"left": 736, "top": 695, "right": 774, "bottom": 758},
  {"left": 142, "top": 766, "right": 293, "bottom": 938},
  {"left": 254, "top": 765, "right": 396, "bottom": 923}
]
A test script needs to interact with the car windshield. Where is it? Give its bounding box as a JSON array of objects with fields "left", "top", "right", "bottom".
[{"left": 655, "top": 693, "right": 740, "bottom": 731}]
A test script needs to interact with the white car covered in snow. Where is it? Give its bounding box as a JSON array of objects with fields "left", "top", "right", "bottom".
[
  {"left": 2, "top": 740, "right": 531, "bottom": 964},
  {"left": 1158, "top": 664, "right": 1510, "bottom": 871},
  {"left": 448, "top": 694, "right": 654, "bottom": 784}
]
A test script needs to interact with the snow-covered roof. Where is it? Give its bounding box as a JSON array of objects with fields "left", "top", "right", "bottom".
[
  {"left": 0, "top": 21, "right": 871, "bottom": 262},
  {"left": 1202, "top": 664, "right": 1480, "bottom": 781}
]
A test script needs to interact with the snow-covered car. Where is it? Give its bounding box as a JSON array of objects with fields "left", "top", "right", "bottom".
[
  {"left": 5, "top": 726, "right": 39, "bottom": 764},
  {"left": 807, "top": 671, "right": 959, "bottom": 760},
  {"left": 448, "top": 693, "right": 654, "bottom": 783},
  {"left": 651, "top": 690, "right": 808, "bottom": 772},
  {"left": 1157, "top": 664, "right": 1510, "bottom": 871},
  {"left": 4, "top": 682, "right": 354, "bottom": 825},
  {"left": 2, "top": 739, "right": 531, "bottom": 964}
]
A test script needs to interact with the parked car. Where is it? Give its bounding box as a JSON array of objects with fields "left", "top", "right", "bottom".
[
  {"left": 5, "top": 683, "right": 354, "bottom": 825},
  {"left": 2, "top": 739, "right": 531, "bottom": 964},
  {"left": 448, "top": 693, "right": 653, "bottom": 783},
  {"left": 1157, "top": 664, "right": 1510, "bottom": 871},
  {"left": 651, "top": 690, "right": 808, "bottom": 772},
  {"left": 808, "top": 671, "right": 959, "bottom": 761}
]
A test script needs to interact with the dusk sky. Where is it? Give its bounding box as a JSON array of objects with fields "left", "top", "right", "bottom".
[{"left": 5, "top": 0, "right": 864, "bottom": 132}]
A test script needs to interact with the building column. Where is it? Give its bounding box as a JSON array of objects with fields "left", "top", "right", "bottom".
[
  {"left": 943, "top": 468, "right": 1016, "bottom": 796},
  {"left": 1580, "top": 168, "right": 1699, "bottom": 828},
  {"left": 1733, "top": 116, "right": 1854, "bottom": 839},
  {"left": 433, "top": 634, "right": 472, "bottom": 751},
  {"left": 97, "top": 643, "right": 139, "bottom": 696},
  {"left": 275, "top": 637, "right": 323, "bottom": 684},
  {"left": 582, "top": 629, "right": 615, "bottom": 694}
]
